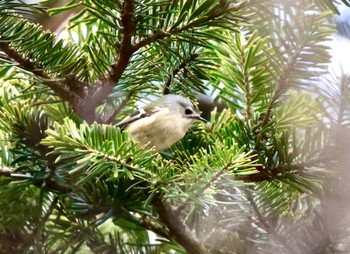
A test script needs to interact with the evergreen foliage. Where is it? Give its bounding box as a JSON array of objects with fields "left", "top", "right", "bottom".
[{"left": 0, "top": 0, "right": 350, "bottom": 253}]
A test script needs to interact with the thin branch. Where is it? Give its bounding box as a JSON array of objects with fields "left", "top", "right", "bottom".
[
  {"left": 152, "top": 196, "right": 208, "bottom": 254},
  {"left": 0, "top": 41, "right": 79, "bottom": 104},
  {"left": 81, "top": 0, "right": 250, "bottom": 121},
  {"left": 163, "top": 53, "right": 199, "bottom": 95},
  {"left": 239, "top": 46, "right": 253, "bottom": 119},
  {"left": 251, "top": 41, "right": 304, "bottom": 154},
  {"left": 42, "top": 196, "right": 59, "bottom": 223},
  {"left": 32, "top": 195, "right": 59, "bottom": 248},
  {"left": 176, "top": 163, "right": 231, "bottom": 216},
  {"left": 245, "top": 190, "right": 295, "bottom": 254},
  {"left": 241, "top": 158, "right": 323, "bottom": 182},
  {"left": 259, "top": 27, "right": 309, "bottom": 130},
  {"left": 101, "top": 93, "right": 133, "bottom": 124},
  {"left": 0, "top": 167, "right": 71, "bottom": 193},
  {"left": 139, "top": 215, "right": 170, "bottom": 240},
  {"left": 133, "top": 1, "right": 249, "bottom": 50},
  {"left": 91, "top": 0, "right": 137, "bottom": 111},
  {"left": 336, "top": 74, "right": 350, "bottom": 125}
]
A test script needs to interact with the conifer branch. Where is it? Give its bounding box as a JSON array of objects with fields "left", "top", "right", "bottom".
[
  {"left": 91, "top": 0, "right": 137, "bottom": 118},
  {"left": 0, "top": 39, "right": 93, "bottom": 122},
  {"left": 242, "top": 159, "right": 324, "bottom": 182},
  {"left": 152, "top": 196, "right": 208, "bottom": 254},
  {"left": 89, "top": 0, "right": 249, "bottom": 122},
  {"left": 246, "top": 191, "right": 294, "bottom": 254},
  {"left": 139, "top": 215, "right": 170, "bottom": 240},
  {"left": 163, "top": 53, "right": 199, "bottom": 95},
  {"left": 0, "top": 167, "right": 71, "bottom": 193},
  {"left": 0, "top": 41, "right": 79, "bottom": 104},
  {"left": 242, "top": 53, "right": 253, "bottom": 119},
  {"left": 101, "top": 93, "right": 133, "bottom": 124},
  {"left": 175, "top": 163, "right": 230, "bottom": 216},
  {"left": 260, "top": 50, "right": 300, "bottom": 130}
]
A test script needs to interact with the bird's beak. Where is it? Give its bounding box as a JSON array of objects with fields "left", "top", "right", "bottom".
[{"left": 198, "top": 116, "right": 207, "bottom": 123}]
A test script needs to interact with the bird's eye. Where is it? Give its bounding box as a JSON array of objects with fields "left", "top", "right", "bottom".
[{"left": 185, "top": 108, "right": 193, "bottom": 115}]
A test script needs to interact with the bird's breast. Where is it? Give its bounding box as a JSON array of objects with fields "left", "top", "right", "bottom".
[{"left": 125, "top": 110, "right": 188, "bottom": 151}]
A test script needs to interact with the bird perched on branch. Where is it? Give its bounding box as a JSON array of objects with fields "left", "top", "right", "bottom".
[{"left": 117, "top": 94, "right": 207, "bottom": 152}]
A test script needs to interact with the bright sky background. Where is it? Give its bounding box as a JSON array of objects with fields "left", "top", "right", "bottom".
[{"left": 329, "top": 4, "right": 350, "bottom": 75}]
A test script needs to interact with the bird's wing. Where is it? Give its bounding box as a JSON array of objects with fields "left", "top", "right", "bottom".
[{"left": 116, "top": 106, "right": 163, "bottom": 130}]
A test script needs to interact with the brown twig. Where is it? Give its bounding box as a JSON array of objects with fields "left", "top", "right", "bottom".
[
  {"left": 258, "top": 41, "right": 303, "bottom": 131},
  {"left": 152, "top": 196, "right": 208, "bottom": 254},
  {"left": 89, "top": 0, "right": 137, "bottom": 119},
  {"left": 90, "top": 0, "right": 249, "bottom": 118},
  {"left": 101, "top": 93, "right": 133, "bottom": 124},
  {"left": 1, "top": 0, "right": 251, "bottom": 124},
  {"left": 0, "top": 167, "right": 71, "bottom": 193},
  {"left": 139, "top": 215, "right": 170, "bottom": 240},
  {"left": 163, "top": 53, "right": 199, "bottom": 95},
  {"left": 0, "top": 41, "right": 79, "bottom": 104},
  {"left": 176, "top": 164, "right": 229, "bottom": 216},
  {"left": 241, "top": 157, "right": 325, "bottom": 183},
  {"left": 245, "top": 190, "right": 294, "bottom": 254}
]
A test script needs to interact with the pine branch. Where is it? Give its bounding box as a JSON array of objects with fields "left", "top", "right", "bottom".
[
  {"left": 139, "top": 215, "right": 170, "bottom": 240},
  {"left": 90, "top": 0, "right": 137, "bottom": 120},
  {"left": 1, "top": 0, "right": 250, "bottom": 123},
  {"left": 100, "top": 93, "right": 133, "bottom": 124},
  {"left": 152, "top": 196, "right": 208, "bottom": 254},
  {"left": 132, "top": 0, "right": 248, "bottom": 50},
  {"left": 0, "top": 35, "right": 93, "bottom": 122},
  {"left": 87, "top": 0, "right": 248, "bottom": 122},
  {"left": 259, "top": 45, "right": 301, "bottom": 130},
  {"left": 254, "top": 5, "right": 332, "bottom": 130},
  {"left": 42, "top": 196, "right": 58, "bottom": 223},
  {"left": 163, "top": 52, "right": 199, "bottom": 95},
  {"left": 244, "top": 65, "right": 253, "bottom": 120},
  {"left": 0, "top": 41, "right": 78, "bottom": 104},
  {"left": 0, "top": 167, "right": 71, "bottom": 193},
  {"left": 245, "top": 190, "right": 294, "bottom": 254},
  {"left": 30, "top": 194, "right": 58, "bottom": 249},
  {"left": 53, "top": 214, "right": 117, "bottom": 254},
  {"left": 175, "top": 162, "right": 230, "bottom": 216},
  {"left": 242, "top": 158, "right": 323, "bottom": 182}
]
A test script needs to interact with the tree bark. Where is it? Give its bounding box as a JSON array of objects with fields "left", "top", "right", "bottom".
[{"left": 152, "top": 196, "right": 207, "bottom": 254}]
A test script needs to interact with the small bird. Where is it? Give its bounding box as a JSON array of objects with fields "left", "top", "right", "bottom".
[{"left": 116, "top": 94, "right": 207, "bottom": 152}]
